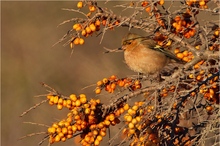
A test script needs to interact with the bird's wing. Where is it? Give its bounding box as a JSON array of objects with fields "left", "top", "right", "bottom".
[{"left": 141, "top": 39, "right": 183, "bottom": 63}]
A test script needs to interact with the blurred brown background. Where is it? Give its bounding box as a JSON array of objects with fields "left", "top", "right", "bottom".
[
  {"left": 2, "top": 1, "right": 218, "bottom": 146},
  {"left": 1, "top": 1, "right": 137, "bottom": 146}
]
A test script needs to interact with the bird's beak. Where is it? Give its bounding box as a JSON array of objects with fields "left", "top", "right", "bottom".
[{"left": 120, "top": 46, "right": 126, "bottom": 51}]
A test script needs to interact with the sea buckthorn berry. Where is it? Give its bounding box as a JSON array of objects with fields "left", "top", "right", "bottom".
[
  {"left": 89, "top": 5, "right": 96, "bottom": 12},
  {"left": 182, "top": 50, "right": 189, "bottom": 57},
  {"left": 102, "top": 19, "right": 107, "bottom": 26},
  {"left": 132, "top": 105, "right": 138, "bottom": 111},
  {"left": 176, "top": 53, "right": 184, "bottom": 59},
  {"left": 174, "top": 15, "right": 181, "bottom": 22},
  {"left": 214, "top": 30, "right": 219, "bottom": 37},
  {"left": 73, "top": 37, "right": 80, "bottom": 45},
  {"left": 77, "top": 1, "right": 83, "bottom": 8},
  {"left": 158, "top": 0, "right": 164, "bottom": 5},
  {"left": 95, "top": 87, "right": 101, "bottom": 94},
  {"left": 109, "top": 75, "right": 117, "bottom": 80},
  {"left": 102, "top": 78, "right": 108, "bottom": 84},
  {"left": 141, "top": 1, "right": 148, "bottom": 7},
  {"left": 79, "top": 38, "right": 84, "bottom": 45},
  {"left": 81, "top": 29, "right": 87, "bottom": 36},
  {"left": 182, "top": 57, "right": 189, "bottom": 62},
  {"left": 128, "top": 122, "right": 135, "bottom": 129},
  {"left": 145, "top": 7, "right": 151, "bottom": 13},
  {"left": 73, "top": 24, "right": 82, "bottom": 31},
  {"left": 48, "top": 127, "right": 56, "bottom": 134},
  {"left": 110, "top": 83, "right": 116, "bottom": 90},
  {"left": 96, "top": 80, "right": 103, "bottom": 86},
  {"left": 70, "top": 94, "right": 77, "bottom": 102},
  {"left": 123, "top": 104, "right": 129, "bottom": 110},
  {"left": 206, "top": 106, "right": 213, "bottom": 112},
  {"left": 128, "top": 109, "right": 136, "bottom": 115},
  {"left": 174, "top": 48, "right": 180, "bottom": 54},
  {"left": 125, "top": 115, "right": 132, "bottom": 122},
  {"left": 75, "top": 99, "right": 81, "bottom": 107},
  {"left": 95, "top": 20, "right": 101, "bottom": 27},
  {"left": 89, "top": 23, "right": 96, "bottom": 32},
  {"left": 73, "top": 24, "right": 79, "bottom": 30},
  {"left": 199, "top": 0, "right": 205, "bottom": 6},
  {"left": 54, "top": 135, "right": 61, "bottom": 142},
  {"left": 70, "top": 42, "right": 73, "bottom": 49},
  {"left": 57, "top": 104, "right": 63, "bottom": 110},
  {"left": 85, "top": 26, "right": 92, "bottom": 34}
]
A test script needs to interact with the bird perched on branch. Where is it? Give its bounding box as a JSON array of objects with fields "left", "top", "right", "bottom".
[{"left": 121, "top": 33, "right": 183, "bottom": 76}]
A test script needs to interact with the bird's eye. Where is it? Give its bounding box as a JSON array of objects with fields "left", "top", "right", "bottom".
[{"left": 123, "top": 41, "right": 131, "bottom": 45}]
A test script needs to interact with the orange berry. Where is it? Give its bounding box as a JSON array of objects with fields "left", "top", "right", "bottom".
[
  {"left": 54, "top": 135, "right": 61, "bottom": 142},
  {"left": 182, "top": 50, "right": 189, "bottom": 57},
  {"left": 102, "top": 19, "right": 107, "bottom": 26},
  {"left": 145, "top": 7, "right": 151, "bottom": 13},
  {"left": 95, "top": 87, "right": 101, "bottom": 94},
  {"left": 110, "top": 83, "right": 116, "bottom": 90},
  {"left": 174, "top": 15, "right": 181, "bottom": 22},
  {"left": 77, "top": 1, "right": 83, "bottom": 8},
  {"left": 125, "top": 115, "right": 132, "bottom": 122},
  {"left": 214, "top": 30, "right": 219, "bottom": 37},
  {"left": 70, "top": 42, "right": 73, "bottom": 49},
  {"left": 70, "top": 94, "right": 77, "bottom": 102},
  {"left": 104, "top": 120, "right": 110, "bottom": 126},
  {"left": 85, "top": 26, "right": 92, "bottom": 34},
  {"left": 89, "top": 23, "right": 96, "bottom": 32},
  {"left": 79, "top": 38, "right": 84, "bottom": 45},
  {"left": 206, "top": 106, "right": 213, "bottom": 112},
  {"left": 158, "top": 0, "right": 164, "bottom": 5},
  {"left": 57, "top": 104, "right": 63, "bottom": 110},
  {"left": 109, "top": 75, "right": 117, "bottom": 80},
  {"left": 175, "top": 24, "right": 182, "bottom": 32},
  {"left": 174, "top": 48, "right": 180, "bottom": 54},
  {"left": 189, "top": 74, "right": 194, "bottom": 78},
  {"left": 86, "top": 12, "right": 92, "bottom": 17},
  {"left": 182, "top": 56, "right": 189, "bottom": 62},
  {"left": 73, "top": 37, "right": 80, "bottom": 45},
  {"left": 73, "top": 23, "right": 79, "bottom": 30},
  {"left": 48, "top": 127, "right": 56, "bottom": 134},
  {"left": 80, "top": 96, "right": 87, "bottom": 104},
  {"left": 96, "top": 80, "right": 103, "bottom": 86},
  {"left": 102, "top": 78, "right": 108, "bottom": 84},
  {"left": 62, "top": 127, "right": 68, "bottom": 135},
  {"left": 128, "top": 122, "right": 135, "bottom": 129},
  {"left": 189, "top": 29, "right": 196, "bottom": 36},
  {"left": 75, "top": 99, "right": 81, "bottom": 107},
  {"left": 176, "top": 53, "right": 184, "bottom": 59},
  {"left": 94, "top": 139, "right": 100, "bottom": 146},
  {"left": 81, "top": 29, "right": 87, "bottom": 36},
  {"left": 118, "top": 80, "right": 125, "bottom": 87},
  {"left": 141, "top": 1, "right": 148, "bottom": 7},
  {"left": 95, "top": 20, "right": 101, "bottom": 26},
  {"left": 199, "top": 0, "right": 205, "bottom": 6},
  {"left": 123, "top": 104, "right": 129, "bottom": 111},
  {"left": 73, "top": 24, "right": 82, "bottom": 31},
  {"left": 89, "top": 5, "right": 96, "bottom": 12},
  {"left": 172, "top": 22, "right": 178, "bottom": 28}
]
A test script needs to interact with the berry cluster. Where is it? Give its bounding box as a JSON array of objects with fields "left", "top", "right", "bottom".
[
  {"left": 141, "top": 0, "right": 165, "bottom": 13},
  {"left": 69, "top": 1, "right": 121, "bottom": 49},
  {"left": 186, "top": 0, "right": 209, "bottom": 9},
  {"left": 175, "top": 49, "right": 194, "bottom": 63},
  {"left": 46, "top": 92, "right": 132, "bottom": 145},
  {"left": 171, "top": 14, "right": 196, "bottom": 39},
  {"left": 123, "top": 102, "right": 160, "bottom": 146},
  {"left": 95, "top": 75, "right": 142, "bottom": 94}
]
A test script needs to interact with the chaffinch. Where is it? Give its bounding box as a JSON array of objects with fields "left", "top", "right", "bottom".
[{"left": 121, "top": 33, "right": 182, "bottom": 75}]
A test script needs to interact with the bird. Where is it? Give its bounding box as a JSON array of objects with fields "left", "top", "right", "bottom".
[{"left": 121, "top": 33, "right": 183, "bottom": 76}]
